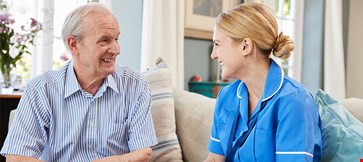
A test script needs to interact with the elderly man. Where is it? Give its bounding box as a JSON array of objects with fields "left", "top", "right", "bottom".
[{"left": 1, "top": 3, "right": 157, "bottom": 162}]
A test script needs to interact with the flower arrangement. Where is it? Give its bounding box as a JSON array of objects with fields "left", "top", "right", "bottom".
[{"left": 0, "top": 12, "right": 42, "bottom": 91}]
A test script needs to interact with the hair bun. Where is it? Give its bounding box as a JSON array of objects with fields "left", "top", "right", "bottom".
[{"left": 273, "top": 32, "right": 294, "bottom": 59}]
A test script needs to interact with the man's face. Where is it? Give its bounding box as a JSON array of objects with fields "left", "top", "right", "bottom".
[{"left": 74, "top": 12, "right": 120, "bottom": 78}]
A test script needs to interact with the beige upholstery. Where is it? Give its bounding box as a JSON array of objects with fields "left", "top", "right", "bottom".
[
  {"left": 8, "top": 92, "right": 363, "bottom": 162},
  {"left": 173, "top": 88, "right": 215, "bottom": 162}
]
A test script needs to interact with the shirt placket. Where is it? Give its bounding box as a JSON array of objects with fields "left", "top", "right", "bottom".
[{"left": 88, "top": 98, "right": 99, "bottom": 151}]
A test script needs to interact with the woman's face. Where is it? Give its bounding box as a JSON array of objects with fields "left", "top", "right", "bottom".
[{"left": 210, "top": 27, "right": 245, "bottom": 80}]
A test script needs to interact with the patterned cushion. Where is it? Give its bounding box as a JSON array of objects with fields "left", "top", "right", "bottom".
[{"left": 143, "top": 57, "right": 183, "bottom": 161}]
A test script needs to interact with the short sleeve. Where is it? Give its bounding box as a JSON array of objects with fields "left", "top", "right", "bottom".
[
  {"left": 127, "top": 82, "right": 158, "bottom": 151},
  {"left": 208, "top": 101, "right": 225, "bottom": 156},
  {"left": 0, "top": 88, "right": 49, "bottom": 158},
  {"left": 275, "top": 93, "right": 322, "bottom": 161}
]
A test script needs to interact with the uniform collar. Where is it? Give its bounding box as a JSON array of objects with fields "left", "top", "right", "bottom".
[
  {"left": 237, "top": 59, "right": 284, "bottom": 102},
  {"left": 64, "top": 61, "right": 119, "bottom": 98}
]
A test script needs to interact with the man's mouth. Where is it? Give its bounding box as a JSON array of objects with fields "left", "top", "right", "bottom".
[{"left": 102, "top": 58, "right": 114, "bottom": 62}]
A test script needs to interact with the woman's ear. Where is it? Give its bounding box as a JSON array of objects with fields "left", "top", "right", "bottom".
[
  {"left": 241, "top": 38, "right": 253, "bottom": 56},
  {"left": 67, "top": 36, "right": 79, "bottom": 55}
]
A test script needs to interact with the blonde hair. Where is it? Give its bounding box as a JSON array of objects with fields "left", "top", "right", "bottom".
[{"left": 216, "top": 2, "right": 294, "bottom": 59}]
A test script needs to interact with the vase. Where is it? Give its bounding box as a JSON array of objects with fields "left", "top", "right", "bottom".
[{"left": 1, "top": 65, "right": 14, "bottom": 94}]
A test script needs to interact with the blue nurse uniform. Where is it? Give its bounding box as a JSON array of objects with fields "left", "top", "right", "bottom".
[{"left": 208, "top": 60, "right": 322, "bottom": 162}]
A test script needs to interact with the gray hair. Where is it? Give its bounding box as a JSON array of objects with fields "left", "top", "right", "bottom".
[{"left": 61, "top": 2, "right": 113, "bottom": 51}]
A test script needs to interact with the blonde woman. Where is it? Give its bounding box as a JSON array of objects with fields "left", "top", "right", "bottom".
[{"left": 204, "top": 2, "right": 322, "bottom": 162}]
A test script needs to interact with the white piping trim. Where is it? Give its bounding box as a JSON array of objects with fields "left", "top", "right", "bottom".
[
  {"left": 275, "top": 151, "right": 313, "bottom": 157},
  {"left": 237, "top": 81, "right": 243, "bottom": 99},
  {"left": 210, "top": 136, "right": 221, "bottom": 142},
  {"left": 262, "top": 65, "right": 284, "bottom": 102}
]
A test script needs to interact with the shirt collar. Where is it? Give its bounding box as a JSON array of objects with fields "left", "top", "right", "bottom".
[
  {"left": 64, "top": 61, "right": 119, "bottom": 98},
  {"left": 236, "top": 59, "right": 284, "bottom": 102}
]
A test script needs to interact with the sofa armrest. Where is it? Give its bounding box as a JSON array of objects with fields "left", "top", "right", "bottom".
[{"left": 173, "top": 88, "right": 216, "bottom": 162}]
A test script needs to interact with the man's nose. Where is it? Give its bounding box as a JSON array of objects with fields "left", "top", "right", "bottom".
[{"left": 108, "top": 41, "right": 120, "bottom": 55}]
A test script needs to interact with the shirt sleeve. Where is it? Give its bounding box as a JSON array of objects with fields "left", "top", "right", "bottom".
[
  {"left": 208, "top": 101, "right": 224, "bottom": 156},
  {"left": 275, "top": 93, "right": 322, "bottom": 162},
  {"left": 0, "top": 87, "right": 49, "bottom": 158},
  {"left": 127, "top": 83, "right": 157, "bottom": 151}
]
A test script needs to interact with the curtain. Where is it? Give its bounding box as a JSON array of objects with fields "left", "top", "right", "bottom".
[
  {"left": 141, "top": 0, "right": 185, "bottom": 89},
  {"left": 323, "top": 0, "right": 346, "bottom": 100},
  {"left": 33, "top": 0, "right": 54, "bottom": 78}
]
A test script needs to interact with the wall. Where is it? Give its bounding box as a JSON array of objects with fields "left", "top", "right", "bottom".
[
  {"left": 111, "top": 0, "right": 143, "bottom": 70},
  {"left": 346, "top": 0, "right": 363, "bottom": 98},
  {"left": 184, "top": 38, "right": 213, "bottom": 89},
  {"left": 301, "top": 0, "right": 324, "bottom": 94}
]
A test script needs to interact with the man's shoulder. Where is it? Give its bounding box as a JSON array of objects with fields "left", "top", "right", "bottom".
[
  {"left": 27, "top": 65, "right": 67, "bottom": 90},
  {"left": 114, "top": 65, "right": 147, "bottom": 83}
]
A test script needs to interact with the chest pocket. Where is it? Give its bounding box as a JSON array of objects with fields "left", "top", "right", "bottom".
[{"left": 97, "top": 104, "right": 129, "bottom": 157}]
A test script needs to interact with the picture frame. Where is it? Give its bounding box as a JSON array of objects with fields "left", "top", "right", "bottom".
[{"left": 184, "top": 0, "right": 237, "bottom": 40}]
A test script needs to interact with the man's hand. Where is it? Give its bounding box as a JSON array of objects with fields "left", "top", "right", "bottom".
[{"left": 92, "top": 147, "right": 152, "bottom": 162}]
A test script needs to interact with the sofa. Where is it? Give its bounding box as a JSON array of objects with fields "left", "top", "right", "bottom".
[
  {"left": 6, "top": 57, "right": 363, "bottom": 161},
  {"left": 171, "top": 88, "right": 363, "bottom": 162},
  {"left": 6, "top": 88, "right": 363, "bottom": 162}
]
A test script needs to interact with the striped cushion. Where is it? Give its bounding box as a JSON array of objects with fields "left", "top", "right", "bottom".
[{"left": 143, "top": 57, "right": 183, "bottom": 161}]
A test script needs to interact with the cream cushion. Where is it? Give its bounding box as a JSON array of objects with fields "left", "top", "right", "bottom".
[
  {"left": 143, "top": 57, "right": 183, "bottom": 161},
  {"left": 173, "top": 88, "right": 215, "bottom": 162},
  {"left": 341, "top": 98, "right": 363, "bottom": 123}
]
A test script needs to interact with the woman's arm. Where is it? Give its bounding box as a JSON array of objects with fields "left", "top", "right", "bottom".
[{"left": 203, "top": 152, "right": 225, "bottom": 162}]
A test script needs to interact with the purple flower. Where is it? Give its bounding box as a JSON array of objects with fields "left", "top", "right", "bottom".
[
  {"left": 30, "top": 18, "right": 37, "bottom": 27},
  {"left": 0, "top": 13, "right": 11, "bottom": 22}
]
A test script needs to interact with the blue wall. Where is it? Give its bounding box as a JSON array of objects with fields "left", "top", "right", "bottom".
[
  {"left": 301, "top": 0, "right": 324, "bottom": 94},
  {"left": 111, "top": 0, "right": 143, "bottom": 70}
]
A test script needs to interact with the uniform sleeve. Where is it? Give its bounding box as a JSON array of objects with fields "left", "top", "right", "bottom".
[
  {"left": 208, "top": 99, "right": 224, "bottom": 156},
  {"left": 0, "top": 88, "right": 49, "bottom": 158},
  {"left": 127, "top": 83, "right": 157, "bottom": 151},
  {"left": 275, "top": 93, "right": 322, "bottom": 162}
]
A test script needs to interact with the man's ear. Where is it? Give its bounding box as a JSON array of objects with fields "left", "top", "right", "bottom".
[
  {"left": 67, "top": 36, "right": 79, "bottom": 55},
  {"left": 240, "top": 38, "right": 253, "bottom": 56}
]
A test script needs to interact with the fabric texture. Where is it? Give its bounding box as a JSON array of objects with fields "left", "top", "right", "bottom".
[
  {"left": 341, "top": 98, "right": 363, "bottom": 123},
  {"left": 1, "top": 61, "right": 157, "bottom": 161},
  {"left": 315, "top": 89, "right": 363, "bottom": 162},
  {"left": 208, "top": 60, "right": 322, "bottom": 161},
  {"left": 173, "top": 88, "right": 215, "bottom": 162},
  {"left": 143, "top": 57, "right": 183, "bottom": 162}
]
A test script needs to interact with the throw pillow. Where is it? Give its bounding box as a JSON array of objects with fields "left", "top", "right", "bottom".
[
  {"left": 173, "top": 88, "right": 215, "bottom": 162},
  {"left": 143, "top": 57, "right": 183, "bottom": 162},
  {"left": 340, "top": 98, "right": 363, "bottom": 123},
  {"left": 315, "top": 89, "right": 363, "bottom": 162}
]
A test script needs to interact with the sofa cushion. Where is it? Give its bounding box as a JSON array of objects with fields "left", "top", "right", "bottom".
[
  {"left": 315, "top": 89, "right": 363, "bottom": 162},
  {"left": 340, "top": 98, "right": 363, "bottom": 123},
  {"left": 173, "top": 88, "right": 216, "bottom": 162},
  {"left": 143, "top": 57, "right": 183, "bottom": 161}
]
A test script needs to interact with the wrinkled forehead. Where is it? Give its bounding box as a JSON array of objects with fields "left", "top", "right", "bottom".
[{"left": 82, "top": 12, "right": 120, "bottom": 34}]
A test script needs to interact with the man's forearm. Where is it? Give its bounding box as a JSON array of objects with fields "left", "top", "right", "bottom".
[
  {"left": 92, "top": 147, "right": 152, "bottom": 162},
  {"left": 6, "top": 155, "right": 44, "bottom": 162}
]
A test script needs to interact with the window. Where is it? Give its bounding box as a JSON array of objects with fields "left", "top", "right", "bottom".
[
  {"left": 273, "top": 0, "right": 303, "bottom": 82},
  {"left": 4, "top": 0, "right": 108, "bottom": 85}
]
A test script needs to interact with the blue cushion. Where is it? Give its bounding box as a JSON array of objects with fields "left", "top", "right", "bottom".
[{"left": 315, "top": 89, "right": 363, "bottom": 162}]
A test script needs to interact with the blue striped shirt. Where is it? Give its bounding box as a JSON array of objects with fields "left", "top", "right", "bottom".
[{"left": 1, "top": 61, "right": 158, "bottom": 162}]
